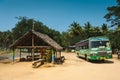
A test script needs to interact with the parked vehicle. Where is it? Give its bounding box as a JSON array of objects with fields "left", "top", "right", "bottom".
[
  {"left": 75, "top": 36, "right": 112, "bottom": 61},
  {"left": 117, "top": 50, "right": 120, "bottom": 59}
]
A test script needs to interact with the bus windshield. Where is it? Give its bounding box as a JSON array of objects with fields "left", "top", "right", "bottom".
[{"left": 91, "top": 41, "right": 109, "bottom": 48}]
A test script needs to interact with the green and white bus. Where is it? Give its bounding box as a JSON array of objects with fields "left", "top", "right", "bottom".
[{"left": 75, "top": 36, "right": 112, "bottom": 61}]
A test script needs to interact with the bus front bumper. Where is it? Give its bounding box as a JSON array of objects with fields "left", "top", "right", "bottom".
[{"left": 90, "top": 55, "right": 112, "bottom": 60}]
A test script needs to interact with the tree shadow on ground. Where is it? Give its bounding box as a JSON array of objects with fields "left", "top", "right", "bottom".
[
  {"left": 77, "top": 56, "right": 114, "bottom": 64},
  {"left": 90, "top": 60, "right": 114, "bottom": 64}
]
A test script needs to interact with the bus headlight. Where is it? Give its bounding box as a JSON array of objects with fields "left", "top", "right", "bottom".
[
  {"left": 90, "top": 51, "right": 97, "bottom": 56},
  {"left": 90, "top": 51, "right": 97, "bottom": 54},
  {"left": 107, "top": 51, "right": 112, "bottom": 54}
]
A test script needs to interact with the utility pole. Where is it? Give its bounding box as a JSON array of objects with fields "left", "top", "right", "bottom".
[{"left": 32, "top": 20, "right": 34, "bottom": 31}]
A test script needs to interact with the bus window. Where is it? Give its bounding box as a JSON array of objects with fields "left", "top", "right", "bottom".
[
  {"left": 82, "top": 46, "right": 84, "bottom": 49},
  {"left": 91, "top": 41, "right": 109, "bottom": 48},
  {"left": 79, "top": 46, "right": 82, "bottom": 50},
  {"left": 86, "top": 45, "right": 89, "bottom": 49},
  {"left": 106, "top": 42, "right": 110, "bottom": 48},
  {"left": 75, "top": 46, "right": 79, "bottom": 50}
]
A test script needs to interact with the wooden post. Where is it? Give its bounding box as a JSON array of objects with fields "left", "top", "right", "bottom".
[
  {"left": 52, "top": 49, "right": 55, "bottom": 63},
  {"left": 56, "top": 50, "right": 58, "bottom": 58},
  {"left": 12, "top": 49, "right": 15, "bottom": 64},
  {"left": 32, "top": 34, "right": 34, "bottom": 61},
  {"left": 32, "top": 21, "right": 35, "bottom": 61},
  {"left": 59, "top": 51, "right": 61, "bottom": 57},
  {"left": 30, "top": 48, "right": 32, "bottom": 56},
  {"left": 20, "top": 49, "right": 21, "bottom": 61},
  {"left": 32, "top": 20, "right": 34, "bottom": 31},
  {"left": 59, "top": 50, "right": 61, "bottom": 61},
  {"left": 55, "top": 50, "right": 57, "bottom": 58}
]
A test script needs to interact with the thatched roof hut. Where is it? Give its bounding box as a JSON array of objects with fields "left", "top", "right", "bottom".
[
  {"left": 10, "top": 30, "right": 62, "bottom": 50},
  {"left": 10, "top": 30, "right": 63, "bottom": 61}
]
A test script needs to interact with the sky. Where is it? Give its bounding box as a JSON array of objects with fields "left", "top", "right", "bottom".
[{"left": 0, "top": 0, "right": 117, "bottom": 32}]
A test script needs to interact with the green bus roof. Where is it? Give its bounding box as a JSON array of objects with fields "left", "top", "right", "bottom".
[
  {"left": 89, "top": 36, "right": 109, "bottom": 41},
  {"left": 75, "top": 36, "right": 109, "bottom": 45}
]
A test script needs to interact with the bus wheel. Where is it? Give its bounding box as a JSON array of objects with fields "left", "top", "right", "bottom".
[
  {"left": 101, "top": 59, "right": 105, "bottom": 62},
  {"left": 118, "top": 54, "right": 120, "bottom": 59},
  {"left": 77, "top": 53, "right": 79, "bottom": 57},
  {"left": 85, "top": 54, "right": 89, "bottom": 61}
]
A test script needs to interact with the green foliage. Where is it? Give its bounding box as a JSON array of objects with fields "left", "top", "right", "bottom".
[
  {"left": 0, "top": 16, "right": 63, "bottom": 51},
  {"left": 66, "top": 22, "right": 107, "bottom": 47},
  {"left": 104, "top": 0, "right": 120, "bottom": 49},
  {"left": 12, "top": 17, "right": 32, "bottom": 40},
  {"left": 84, "top": 22, "right": 93, "bottom": 38},
  {"left": 108, "top": 30, "right": 120, "bottom": 49},
  {"left": 0, "top": 15, "right": 120, "bottom": 51},
  {"left": 104, "top": 0, "right": 120, "bottom": 27},
  {"left": 61, "top": 32, "right": 71, "bottom": 47},
  {"left": 0, "top": 30, "right": 13, "bottom": 50},
  {"left": 12, "top": 16, "right": 62, "bottom": 46},
  {"left": 68, "top": 22, "right": 82, "bottom": 37}
]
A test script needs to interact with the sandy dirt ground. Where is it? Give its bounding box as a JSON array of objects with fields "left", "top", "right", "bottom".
[{"left": 0, "top": 52, "right": 120, "bottom": 80}]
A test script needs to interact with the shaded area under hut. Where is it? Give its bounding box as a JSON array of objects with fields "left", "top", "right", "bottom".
[{"left": 10, "top": 30, "right": 64, "bottom": 65}]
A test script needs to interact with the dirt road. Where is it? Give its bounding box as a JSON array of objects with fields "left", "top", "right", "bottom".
[{"left": 0, "top": 52, "right": 120, "bottom": 80}]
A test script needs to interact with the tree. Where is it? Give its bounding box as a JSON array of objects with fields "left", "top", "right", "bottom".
[
  {"left": 68, "top": 22, "right": 82, "bottom": 37},
  {"left": 104, "top": 0, "right": 120, "bottom": 27},
  {"left": 104, "top": 0, "right": 120, "bottom": 50},
  {"left": 12, "top": 16, "right": 62, "bottom": 46},
  {"left": 91, "top": 27, "right": 103, "bottom": 37},
  {"left": 12, "top": 17, "right": 33, "bottom": 40},
  {"left": 84, "top": 22, "right": 92, "bottom": 38},
  {"left": 68, "top": 22, "right": 83, "bottom": 46},
  {"left": 101, "top": 23, "right": 108, "bottom": 35},
  {"left": 0, "top": 30, "right": 13, "bottom": 50},
  {"left": 109, "top": 30, "right": 120, "bottom": 49},
  {"left": 61, "top": 32, "right": 71, "bottom": 47}
]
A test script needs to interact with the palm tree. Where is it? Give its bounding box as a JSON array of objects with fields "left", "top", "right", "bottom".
[
  {"left": 68, "top": 22, "right": 82, "bottom": 37},
  {"left": 101, "top": 23, "right": 108, "bottom": 35},
  {"left": 84, "top": 22, "right": 92, "bottom": 38}
]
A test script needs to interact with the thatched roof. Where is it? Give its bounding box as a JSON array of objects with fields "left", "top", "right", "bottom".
[{"left": 10, "top": 31, "right": 62, "bottom": 50}]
